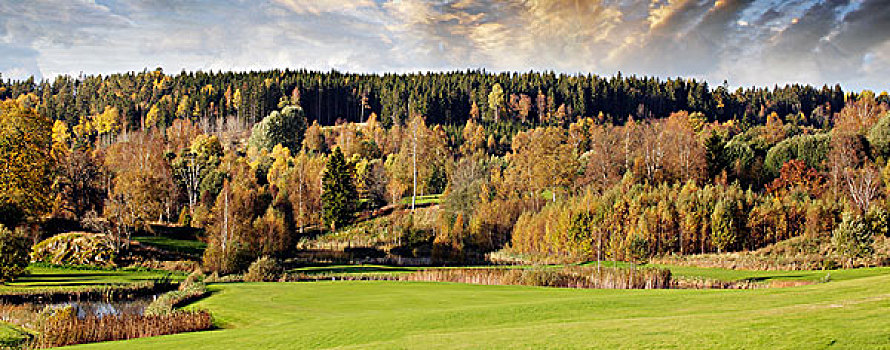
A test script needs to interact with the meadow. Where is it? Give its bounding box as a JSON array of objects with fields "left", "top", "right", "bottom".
[{"left": 59, "top": 267, "right": 890, "bottom": 349}]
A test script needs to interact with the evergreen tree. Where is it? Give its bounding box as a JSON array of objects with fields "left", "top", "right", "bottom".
[
  {"left": 322, "top": 147, "right": 357, "bottom": 231},
  {"left": 704, "top": 131, "right": 726, "bottom": 179},
  {"left": 0, "top": 224, "right": 30, "bottom": 283}
]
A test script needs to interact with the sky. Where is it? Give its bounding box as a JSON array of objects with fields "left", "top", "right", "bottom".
[{"left": 1, "top": 0, "right": 888, "bottom": 91}]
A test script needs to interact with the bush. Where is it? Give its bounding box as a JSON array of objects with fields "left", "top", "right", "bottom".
[
  {"left": 201, "top": 241, "right": 255, "bottom": 275},
  {"left": 146, "top": 272, "right": 208, "bottom": 316},
  {"left": 243, "top": 256, "right": 282, "bottom": 282},
  {"left": 31, "top": 232, "right": 116, "bottom": 267},
  {"left": 0, "top": 224, "right": 31, "bottom": 283}
]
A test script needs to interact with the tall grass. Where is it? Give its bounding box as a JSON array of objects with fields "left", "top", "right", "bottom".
[
  {"left": 284, "top": 266, "right": 672, "bottom": 289},
  {"left": 33, "top": 309, "right": 212, "bottom": 348},
  {"left": 400, "top": 266, "right": 672, "bottom": 289}
]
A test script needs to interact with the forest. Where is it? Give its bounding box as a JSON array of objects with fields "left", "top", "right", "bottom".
[{"left": 1, "top": 68, "right": 890, "bottom": 276}]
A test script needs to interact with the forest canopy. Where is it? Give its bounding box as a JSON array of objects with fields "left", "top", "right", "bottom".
[{"left": 1, "top": 68, "right": 888, "bottom": 270}]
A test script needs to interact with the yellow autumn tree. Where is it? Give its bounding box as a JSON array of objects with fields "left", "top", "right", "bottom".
[
  {"left": 0, "top": 99, "right": 53, "bottom": 227},
  {"left": 51, "top": 120, "right": 71, "bottom": 159}
]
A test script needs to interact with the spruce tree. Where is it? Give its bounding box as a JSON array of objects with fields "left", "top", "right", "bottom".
[{"left": 322, "top": 147, "right": 357, "bottom": 231}]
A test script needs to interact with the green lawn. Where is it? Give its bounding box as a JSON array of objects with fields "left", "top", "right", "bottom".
[
  {"left": 399, "top": 194, "right": 442, "bottom": 206},
  {"left": 133, "top": 235, "right": 207, "bottom": 256},
  {"left": 0, "top": 266, "right": 182, "bottom": 292},
  {"left": 69, "top": 269, "right": 890, "bottom": 349}
]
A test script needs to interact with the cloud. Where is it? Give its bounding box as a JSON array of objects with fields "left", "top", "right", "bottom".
[
  {"left": 271, "top": 0, "right": 376, "bottom": 15},
  {"left": 0, "top": 0, "right": 887, "bottom": 90}
]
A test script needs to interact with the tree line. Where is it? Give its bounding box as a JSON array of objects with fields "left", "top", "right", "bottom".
[
  {"left": 1, "top": 69, "right": 889, "bottom": 271},
  {"left": 0, "top": 69, "right": 866, "bottom": 132}
]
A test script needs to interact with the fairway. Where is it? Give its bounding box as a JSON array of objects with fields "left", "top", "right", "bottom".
[{"left": 69, "top": 272, "right": 890, "bottom": 349}]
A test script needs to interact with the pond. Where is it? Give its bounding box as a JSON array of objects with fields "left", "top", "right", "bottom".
[
  {"left": 0, "top": 295, "right": 157, "bottom": 329},
  {"left": 54, "top": 297, "right": 155, "bottom": 319}
]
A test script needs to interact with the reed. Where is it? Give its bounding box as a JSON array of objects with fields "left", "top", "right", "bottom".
[
  {"left": 283, "top": 266, "right": 672, "bottom": 289},
  {"left": 32, "top": 309, "right": 212, "bottom": 348},
  {"left": 398, "top": 266, "right": 672, "bottom": 289}
]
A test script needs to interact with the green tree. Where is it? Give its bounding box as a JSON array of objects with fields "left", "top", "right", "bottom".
[
  {"left": 710, "top": 199, "right": 738, "bottom": 253},
  {"left": 867, "top": 112, "right": 890, "bottom": 160},
  {"left": 832, "top": 212, "right": 874, "bottom": 267},
  {"left": 322, "top": 147, "right": 357, "bottom": 231},
  {"left": 704, "top": 131, "right": 725, "bottom": 179},
  {"left": 248, "top": 105, "right": 307, "bottom": 153},
  {"left": 0, "top": 224, "right": 30, "bottom": 283}
]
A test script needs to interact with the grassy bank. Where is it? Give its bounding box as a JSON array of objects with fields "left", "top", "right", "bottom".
[
  {"left": 653, "top": 264, "right": 890, "bottom": 283},
  {"left": 71, "top": 268, "right": 890, "bottom": 349},
  {"left": 0, "top": 266, "right": 182, "bottom": 292}
]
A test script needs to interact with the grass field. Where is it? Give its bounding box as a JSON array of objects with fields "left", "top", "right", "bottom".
[
  {"left": 133, "top": 235, "right": 207, "bottom": 256},
  {"left": 68, "top": 268, "right": 890, "bottom": 349},
  {"left": 0, "top": 266, "right": 181, "bottom": 292},
  {"left": 399, "top": 194, "right": 442, "bottom": 206}
]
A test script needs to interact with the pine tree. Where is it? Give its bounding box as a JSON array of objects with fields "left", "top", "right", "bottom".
[
  {"left": 704, "top": 131, "right": 726, "bottom": 179},
  {"left": 322, "top": 147, "right": 357, "bottom": 231}
]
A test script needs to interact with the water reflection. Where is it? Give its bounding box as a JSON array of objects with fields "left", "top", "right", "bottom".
[
  {"left": 0, "top": 295, "right": 157, "bottom": 328},
  {"left": 57, "top": 296, "right": 155, "bottom": 319}
]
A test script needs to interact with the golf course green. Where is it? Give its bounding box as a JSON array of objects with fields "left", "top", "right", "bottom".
[{"left": 67, "top": 269, "right": 890, "bottom": 349}]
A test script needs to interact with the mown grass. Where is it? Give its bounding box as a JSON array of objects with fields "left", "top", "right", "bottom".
[
  {"left": 399, "top": 194, "right": 442, "bottom": 206},
  {"left": 133, "top": 235, "right": 207, "bottom": 256},
  {"left": 0, "top": 266, "right": 182, "bottom": 292},
  {"left": 69, "top": 267, "right": 890, "bottom": 349}
]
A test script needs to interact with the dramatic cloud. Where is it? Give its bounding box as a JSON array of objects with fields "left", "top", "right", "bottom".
[{"left": 0, "top": 0, "right": 887, "bottom": 90}]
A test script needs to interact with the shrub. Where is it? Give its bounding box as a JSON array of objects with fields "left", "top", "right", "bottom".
[
  {"left": 30, "top": 232, "right": 116, "bottom": 267},
  {"left": 0, "top": 224, "right": 31, "bottom": 283},
  {"left": 146, "top": 273, "right": 208, "bottom": 316},
  {"left": 243, "top": 256, "right": 282, "bottom": 282},
  {"left": 201, "top": 241, "right": 254, "bottom": 275}
]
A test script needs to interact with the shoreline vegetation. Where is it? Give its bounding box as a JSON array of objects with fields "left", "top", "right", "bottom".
[{"left": 0, "top": 271, "right": 212, "bottom": 349}]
